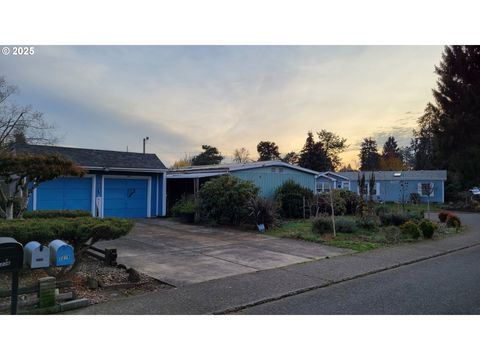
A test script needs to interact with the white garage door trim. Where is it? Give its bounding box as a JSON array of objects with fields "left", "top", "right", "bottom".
[
  {"left": 32, "top": 174, "right": 96, "bottom": 216},
  {"left": 101, "top": 175, "right": 152, "bottom": 218}
]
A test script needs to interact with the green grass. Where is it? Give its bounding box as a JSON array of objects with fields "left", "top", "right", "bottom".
[
  {"left": 267, "top": 218, "right": 384, "bottom": 252},
  {"left": 378, "top": 202, "right": 443, "bottom": 213}
]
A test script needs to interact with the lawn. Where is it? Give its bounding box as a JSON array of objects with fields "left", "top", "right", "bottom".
[{"left": 266, "top": 218, "right": 385, "bottom": 252}]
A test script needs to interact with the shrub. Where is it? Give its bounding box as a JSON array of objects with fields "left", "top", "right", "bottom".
[
  {"left": 247, "top": 196, "right": 278, "bottom": 229},
  {"left": 335, "top": 217, "right": 358, "bottom": 233},
  {"left": 400, "top": 220, "right": 421, "bottom": 240},
  {"left": 356, "top": 215, "right": 379, "bottom": 230},
  {"left": 316, "top": 191, "right": 347, "bottom": 216},
  {"left": 383, "top": 226, "right": 403, "bottom": 244},
  {"left": 438, "top": 210, "right": 452, "bottom": 223},
  {"left": 419, "top": 219, "right": 436, "bottom": 239},
  {"left": 312, "top": 216, "right": 333, "bottom": 234},
  {"left": 171, "top": 197, "right": 197, "bottom": 222},
  {"left": 379, "top": 212, "right": 408, "bottom": 226},
  {"left": 274, "top": 180, "right": 314, "bottom": 219},
  {"left": 23, "top": 209, "right": 92, "bottom": 219},
  {"left": 446, "top": 214, "right": 461, "bottom": 230},
  {"left": 336, "top": 190, "right": 362, "bottom": 215},
  {"left": 198, "top": 175, "right": 259, "bottom": 225},
  {"left": 409, "top": 192, "right": 421, "bottom": 204},
  {"left": 374, "top": 204, "right": 390, "bottom": 216}
]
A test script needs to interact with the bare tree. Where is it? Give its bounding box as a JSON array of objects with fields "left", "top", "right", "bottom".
[
  {"left": 233, "top": 147, "right": 252, "bottom": 163},
  {"left": 0, "top": 76, "right": 56, "bottom": 151}
]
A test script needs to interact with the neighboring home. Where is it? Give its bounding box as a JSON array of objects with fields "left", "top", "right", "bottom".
[
  {"left": 316, "top": 170, "right": 448, "bottom": 203},
  {"left": 14, "top": 144, "right": 167, "bottom": 218},
  {"left": 167, "top": 160, "right": 318, "bottom": 208}
]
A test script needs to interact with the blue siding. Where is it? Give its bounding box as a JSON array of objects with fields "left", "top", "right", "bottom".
[
  {"left": 233, "top": 167, "right": 316, "bottom": 198},
  {"left": 33, "top": 177, "right": 93, "bottom": 212},
  {"left": 349, "top": 179, "right": 444, "bottom": 203}
]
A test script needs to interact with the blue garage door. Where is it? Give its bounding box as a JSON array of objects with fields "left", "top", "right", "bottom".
[
  {"left": 104, "top": 178, "right": 149, "bottom": 218},
  {"left": 36, "top": 177, "right": 93, "bottom": 212}
]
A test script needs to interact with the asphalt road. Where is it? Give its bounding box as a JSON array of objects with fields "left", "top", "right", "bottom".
[{"left": 239, "top": 245, "right": 480, "bottom": 315}]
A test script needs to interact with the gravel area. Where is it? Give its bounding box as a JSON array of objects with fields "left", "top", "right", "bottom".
[{"left": 0, "top": 256, "right": 172, "bottom": 313}]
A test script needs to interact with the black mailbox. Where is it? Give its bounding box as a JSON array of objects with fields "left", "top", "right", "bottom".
[{"left": 0, "top": 237, "right": 24, "bottom": 272}]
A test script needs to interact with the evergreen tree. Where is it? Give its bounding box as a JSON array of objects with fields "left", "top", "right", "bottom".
[
  {"left": 379, "top": 136, "right": 404, "bottom": 170},
  {"left": 256, "top": 141, "right": 280, "bottom": 161},
  {"left": 413, "top": 103, "right": 441, "bottom": 170},
  {"left": 429, "top": 45, "right": 480, "bottom": 187},
  {"left": 191, "top": 145, "right": 223, "bottom": 165},
  {"left": 359, "top": 137, "right": 380, "bottom": 171},
  {"left": 298, "top": 131, "right": 332, "bottom": 171}
]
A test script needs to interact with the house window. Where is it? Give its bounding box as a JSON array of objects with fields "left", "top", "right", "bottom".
[
  {"left": 341, "top": 181, "right": 350, "bottom": 190},
  {"left": 317, "top": 182, "right": 331, "bottom": 193},
  {"left": 419, "top": 183, "right": 434, "bottom": 197}
]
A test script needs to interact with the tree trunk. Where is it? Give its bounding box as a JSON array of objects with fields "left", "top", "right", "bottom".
[{"left": 5, "top": 201, "right": 14, "bottom": 220}]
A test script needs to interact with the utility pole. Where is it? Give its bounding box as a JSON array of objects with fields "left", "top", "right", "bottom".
[{"left": 143, "top": 137, "right": 149, "bottom": 154}]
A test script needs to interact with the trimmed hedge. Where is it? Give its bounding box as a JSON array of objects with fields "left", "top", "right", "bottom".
[
  {"left": 23, "top": 210, "right": 92, "bottom": 219},
  {"left": 0, "top": 217, "right": 134, "bottom": 252}
]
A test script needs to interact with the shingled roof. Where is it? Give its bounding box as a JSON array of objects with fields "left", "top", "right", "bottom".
[{"left": 13, "top": 144, "right": 167, "bottom": 171}]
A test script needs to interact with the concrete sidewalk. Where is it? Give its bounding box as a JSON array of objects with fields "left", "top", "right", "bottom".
[{"left": 71, "top": 212, "right": 480, "bottom": 315}]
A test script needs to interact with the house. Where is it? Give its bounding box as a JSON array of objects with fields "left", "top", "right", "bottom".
[
  {"left": 167, "top": 160, "right": 318, "bottom": 208},
  {"left": 14, "top": 144, "right": 167, "bottom": 218},
  {"left": 316, "top": 170, "right": 447, "bottom": 203}
]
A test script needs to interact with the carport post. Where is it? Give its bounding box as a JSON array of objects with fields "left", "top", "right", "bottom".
[{"left": 194, "top": 177, "right": 200, "bottom": 223}]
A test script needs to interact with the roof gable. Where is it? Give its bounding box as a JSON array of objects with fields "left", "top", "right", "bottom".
[{"left": 13, "top": 144, "right": 167, "bottom": 171}]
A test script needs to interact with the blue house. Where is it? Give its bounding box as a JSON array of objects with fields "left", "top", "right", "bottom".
[
  {"left": 15, "top": 144, "right": 167, "bottom": 218},
  {"left": 167, "top": 160, "right": 318, "bottom": 207},
  {"left": 316, "top": 170, "right": 448, "bottom": 203}
]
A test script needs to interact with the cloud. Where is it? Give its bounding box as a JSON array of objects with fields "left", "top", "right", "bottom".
[{"left": 0, "top": 45, "right": 443, "bottom": 165}]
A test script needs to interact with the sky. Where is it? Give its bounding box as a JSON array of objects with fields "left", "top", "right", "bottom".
[{"left": 0, "top": 45, "right": 444, "bottom": 167}]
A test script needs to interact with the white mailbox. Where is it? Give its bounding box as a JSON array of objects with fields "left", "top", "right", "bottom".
[{"left": 24, "top": 241, "right": 50, "bottom": 269}]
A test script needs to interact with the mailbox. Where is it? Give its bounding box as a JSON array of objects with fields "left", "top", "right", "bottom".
[
  {"left": 24, "top": 241, "right": 50, "bottom": 269},
  {"left": 49, "top": 239, "right": 75, "bottom": 267},
  {"left": 0, "top": 237, "right": 24, "bottom": 272}
]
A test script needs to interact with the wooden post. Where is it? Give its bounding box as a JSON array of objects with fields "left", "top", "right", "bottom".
[
  {"left": 303, "top": 196, "right": 306, "bottom": 219},
  {"left": 10, "top": 271, "right": 19, "bottom": 315},
  {"left": 329, "top": 184, "right": 336, "bottom": 237}
]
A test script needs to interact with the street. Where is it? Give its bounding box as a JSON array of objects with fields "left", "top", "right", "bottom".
[{"left": 239, "top": 245, "right": 480, "bottom": 315}]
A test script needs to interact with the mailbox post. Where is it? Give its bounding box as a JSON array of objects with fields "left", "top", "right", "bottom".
[{"left": 0, "top": 237, "right": 24, "bottom": 315}]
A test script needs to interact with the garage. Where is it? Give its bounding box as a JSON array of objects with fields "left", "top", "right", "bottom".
[
  {"left": 34, "top": 176, "right": 94, "bottom": 214},
  {"left": 17, "top": 144, "right": 167, "bottom": 218},
  {"left": 103, "top": 178, "right": 150, "bottom": 218}
]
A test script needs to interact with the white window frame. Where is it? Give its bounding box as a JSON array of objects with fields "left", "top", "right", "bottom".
[
  {"left": 419, "top": 182, "right": 435, "bottom": 197},
  {"left": 341, "top": 181, "right": 350, "bottom": 190}
]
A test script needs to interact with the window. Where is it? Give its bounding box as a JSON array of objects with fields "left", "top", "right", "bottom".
[
  {"left": 419, "top": 183, "right": 434, "bottom": 197},
  {"left": 317, "top": 182, "right": 332, "bottom": 193},
  {"left": 341, "top": 181, "right": 350, "bottom": 190}
]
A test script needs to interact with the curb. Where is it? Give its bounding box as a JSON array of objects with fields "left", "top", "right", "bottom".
[{"left": 214, "top": 241, "right": 480, "bottom": 314}]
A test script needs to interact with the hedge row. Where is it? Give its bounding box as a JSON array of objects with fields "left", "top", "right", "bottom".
[{"left": 23, "top": 210, "right": 92, "bottom": 219}]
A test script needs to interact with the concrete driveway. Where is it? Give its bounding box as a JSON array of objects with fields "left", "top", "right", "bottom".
[{"left": 96, "top": 219, "right": 352, "bottom": 286}]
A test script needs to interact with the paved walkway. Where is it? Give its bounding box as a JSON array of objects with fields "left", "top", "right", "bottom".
[
  {"left": 95, "top": 219, "right": 351, "bottom": 286},
  {"left": 72, "top": 212, "right": 480, "bottom": 315}
]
